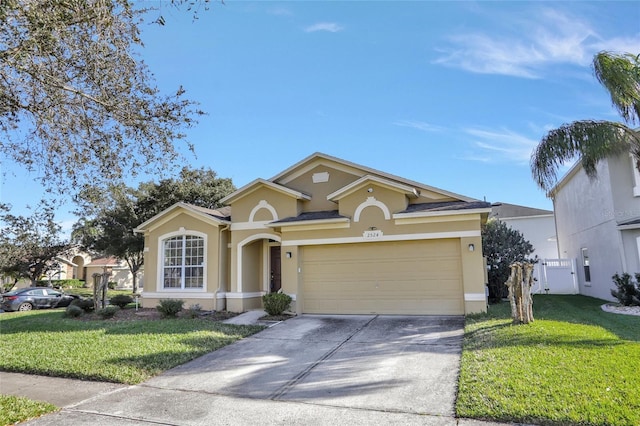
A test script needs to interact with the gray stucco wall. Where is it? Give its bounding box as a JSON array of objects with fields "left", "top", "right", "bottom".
[{"left": 553, "top": 159, "right": 622, "bottom": 301}]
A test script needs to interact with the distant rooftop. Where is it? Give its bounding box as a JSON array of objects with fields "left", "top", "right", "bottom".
[{"left": 490, "top": 202, "right": 553, "bottom": 219}]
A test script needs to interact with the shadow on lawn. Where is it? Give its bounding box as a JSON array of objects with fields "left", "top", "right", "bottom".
[
  {"left": 0, "top": 310, "right": 263, "bottom": 337},
  {"left": 465, "top": 295, "right": 639, "bottom": 346}
]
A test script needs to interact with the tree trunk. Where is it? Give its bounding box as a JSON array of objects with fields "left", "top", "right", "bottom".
[{"left": 505, "top": 262, "right": 535, "bottom": 324}]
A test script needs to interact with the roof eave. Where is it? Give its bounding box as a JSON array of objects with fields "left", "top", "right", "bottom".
[
  {"left": 393, "top": 207, "right": 492, "bottom": 219},
  {"left": 266, "top": 217, "right": 351, "bottom": 228}
]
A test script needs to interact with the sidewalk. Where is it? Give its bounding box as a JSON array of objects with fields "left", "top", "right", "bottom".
[{"left": 0, "top": 371, "right": 126, "bottom": 407}]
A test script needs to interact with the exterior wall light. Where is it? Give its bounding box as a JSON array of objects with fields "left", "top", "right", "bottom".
[
  {"left": 468, "top": 244, "right": 475, "bottom": 252},
  {"left": 286, "top": 252, "right": 292, "bottom": 258}
]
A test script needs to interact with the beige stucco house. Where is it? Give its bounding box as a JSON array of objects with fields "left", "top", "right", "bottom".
[{"left": 135, "top": 153, "right": 491, "bottom": 315}]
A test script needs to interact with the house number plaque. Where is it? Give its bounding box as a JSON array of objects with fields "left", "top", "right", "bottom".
[{"left": 363, "top": 230, "right": 383, "bottom": 239}]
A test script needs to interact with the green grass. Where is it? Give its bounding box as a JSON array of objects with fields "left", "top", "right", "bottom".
[
  {"left": 0, "top": 310, "right": 264, "bottom": 384},
  {"left": 457, "top": 295, "right": 639, "bottom": 426},
  {"left": 0, "top": 395, "right": 57, "bottom": 426}
]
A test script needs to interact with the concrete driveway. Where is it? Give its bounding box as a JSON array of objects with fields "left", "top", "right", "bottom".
[{"left": 26, "top": 314, "right": 481, "bottom": 425}]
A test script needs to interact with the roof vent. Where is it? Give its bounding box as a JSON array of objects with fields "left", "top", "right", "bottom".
[{"left": 312, "top": 172, "right": 330, "bottom": 183}]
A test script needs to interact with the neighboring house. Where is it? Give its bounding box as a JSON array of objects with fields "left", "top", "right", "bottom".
[
  {"left": 56, "top": 249, "right": 141, "bottom": 290},
  {"left": 84, "top": 257, "right": 143, "bottom": 290},
  {"left": 552, "top": 151, "right": 640, "bottom": 301},
  {"left": 135, "top": 152, "right": 491, "bottom": 315},
  {"left": 490, "top": 202, "right": 561, "bottom": 293}
]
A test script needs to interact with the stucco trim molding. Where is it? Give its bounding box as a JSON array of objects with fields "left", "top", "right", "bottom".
[
  {"left": 354, "top": 196, "right": 391, "bottom": 222},
  {"left": 249, "top": 200, "right": 278, "bottom": 222},
  {"left": 282, "top": 230, "right": 481, "bottom": 246},
  {"left": 464, "top": 293, "right": 486, "bottom": 302},
  {"left": 231, "top": 221, "right": 272, "bottom": 231},
  {"left": 225, "top": 292, "right": 265, "bottom": 299},
  {"left": 237, "top": 233, "right": 282, "bottom": 292}
]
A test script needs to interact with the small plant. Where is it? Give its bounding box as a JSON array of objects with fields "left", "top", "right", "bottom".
[
  {"left": 184, "top": 304, "right": 202, "bottom": 318},
  {"left": 96, "top": 305, "right": 119, "bottom": 319},
  {"left": 109, "top": 294, "right": 134, "bottom": 309},
  {"left": 611, "top": 273, "right": 640, "bottom": 306},
  {"left": 156, "top": 299, "right": 184, "bottom": 318},
  {"left": 262, "top": 293, "right": 292, "bottom": 316},
  {"left": 70, "top": 298, "right": 95, "bottom": 312},
  {"left": 107, "top": 281, "right": 117, "bottom": 290},
  {"left": 64, "top": 304, "right": 84, "bottom": 318}
]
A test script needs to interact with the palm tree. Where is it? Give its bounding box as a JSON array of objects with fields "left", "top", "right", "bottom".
[{"left": 531, "top": 51, "right": 640, "bottom": 192}]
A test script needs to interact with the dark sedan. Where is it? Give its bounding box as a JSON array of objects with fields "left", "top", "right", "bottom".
[{"left": 1, "top": 287, "right": 79, "bottom": 312}]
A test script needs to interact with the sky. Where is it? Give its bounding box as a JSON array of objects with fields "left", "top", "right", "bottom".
[{"left": 2, "top": 0, "right": 640, "bottom": 236}]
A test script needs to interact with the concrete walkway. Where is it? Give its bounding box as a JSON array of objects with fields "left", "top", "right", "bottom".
[{"left": 1, "top": 313, "right": 535, "bottom": 426}]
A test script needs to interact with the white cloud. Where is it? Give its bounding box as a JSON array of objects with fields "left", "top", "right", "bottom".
[
  {"left": 434, "top": 7, "right": 640, "bottom": 78},
  {"left": 464, "top": 127, "right": 539, "bottom": 164},
  {"left": 304, "top": 22, "right": 344, "bottom": 33},
  {"left": 393, "top": 120, "right": 444, "bottom": 132}
]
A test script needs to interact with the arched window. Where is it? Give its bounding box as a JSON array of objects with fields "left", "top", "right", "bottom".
[{"left": 162, "top": 235, "right": 205, "bottom": 289}]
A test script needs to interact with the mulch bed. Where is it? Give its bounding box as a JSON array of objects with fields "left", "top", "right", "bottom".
[{"left": 75, "top": 308, "right": 239, "bottom": 322}]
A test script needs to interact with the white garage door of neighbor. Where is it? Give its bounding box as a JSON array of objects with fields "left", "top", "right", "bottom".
[{"left": 301, "top": 239, "right": 463, "bottom": 315}]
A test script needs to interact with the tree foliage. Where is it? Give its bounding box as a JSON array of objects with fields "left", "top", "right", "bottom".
[
  {"left": 0, "top": 202, "right": 70, "bottom": 287},
  {"left": 531, "top": 51, "right": 640, "bottom": 192},
  {"left": 72, "top": 167, "right": 234, "bottom": 293},
  {"left": 0, "top": 0, "right": 204, "bottom": 193},
  {"left": 482, "top": 219, "right": 536, "bottom": 302}
]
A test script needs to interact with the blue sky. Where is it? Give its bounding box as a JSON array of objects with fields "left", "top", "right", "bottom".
[{"left": 2, "top": 1, "right": 640, "bottom": 235}]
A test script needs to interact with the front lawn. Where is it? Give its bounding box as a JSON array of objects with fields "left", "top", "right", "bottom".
[
  {"left": 0, "top": 395, "right": 57, "bottom": 426},
  {"left": 0, "top": 310, "right": 263, "bottom": 384},
  {"left": 457, "top": 295, "right": 639, "bottom": 426}
]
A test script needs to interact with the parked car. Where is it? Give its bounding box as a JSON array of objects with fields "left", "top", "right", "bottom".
[{"left": 0, "top": 287, "right": 80, "bottom": 312}]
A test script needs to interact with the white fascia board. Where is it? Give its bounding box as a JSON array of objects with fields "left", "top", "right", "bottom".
[
  {"left": 392, "top": 207, "right": 492, "bottom": 220},
  {"left": 134, "top": 202, "right": 229, "bottom": 234},
  {"left": 327, "top": 175, "right": 418, "bottom": 201}
]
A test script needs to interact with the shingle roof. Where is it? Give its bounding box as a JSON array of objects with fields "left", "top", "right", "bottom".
[
  {"left": 397, "top": 200, "right": 491, "bottom": 214},
  {"left": 270, "top": 210, "right": 348, "bottom": 224},
  {"left": 187, "top": 204, "right": 231, "bottom": 221}
]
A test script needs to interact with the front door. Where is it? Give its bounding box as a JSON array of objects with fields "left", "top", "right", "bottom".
[{"left": 270, "top": 246, "right": 281, "bottom": 293}]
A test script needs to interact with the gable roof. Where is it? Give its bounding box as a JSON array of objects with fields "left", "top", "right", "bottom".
[
  {"left": 220, "top": 178, "right": 311, "bottom": 205},
  {"left": 135, "top": 202, "right": 230, "bottom": 233},
  {"left": 270, "top": 152, "right": 477, "bottom": 202},
  {"left": 490, "top": 202, "right": 553, "bottom": 219},
  {"left": 326, "top": 175, "right": 419, "bottom": 202}
]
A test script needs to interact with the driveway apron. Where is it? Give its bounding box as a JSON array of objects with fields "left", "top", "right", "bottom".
[{"left": 145, "top": 314, "right": 464, "bottom": 416}]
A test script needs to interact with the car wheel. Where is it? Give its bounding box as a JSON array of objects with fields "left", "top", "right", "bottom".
[{"left": 18, "top": 302, "right": 33, "bottom": 311}]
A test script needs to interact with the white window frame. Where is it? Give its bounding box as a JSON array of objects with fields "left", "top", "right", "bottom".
[
  {"left": 157, "top": 230, "right": 207, "bottom": 291},
  {"left": 581, "top": 247, "right": 591, "bottom": 285},
  {"left": 630, "top": 153, "right": 640, "bottom": 197}
]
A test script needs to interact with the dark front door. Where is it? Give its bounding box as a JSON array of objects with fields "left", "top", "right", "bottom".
[{"left": 270, "top": 246, "right": 281, "bottom": 293}]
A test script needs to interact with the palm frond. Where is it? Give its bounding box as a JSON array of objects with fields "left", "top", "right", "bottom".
[
  {"left": 593, "top": 51, "right": 640, "bottom": 125},
  {"left": 530, "top": 121, "right": 639, "bottom": 192}
]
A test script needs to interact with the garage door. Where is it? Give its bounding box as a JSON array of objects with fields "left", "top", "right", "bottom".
[{"left": 301, "top": 239, "right": 463, "bottom": 315}]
